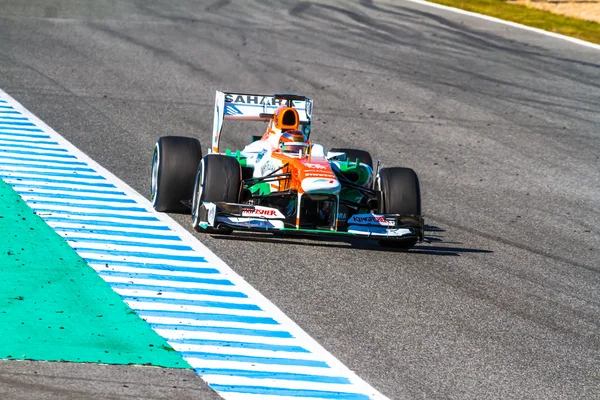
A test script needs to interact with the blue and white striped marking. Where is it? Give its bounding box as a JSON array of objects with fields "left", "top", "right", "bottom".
[{"left": 0, "top": 90, "right": 389, "bottom": 400}]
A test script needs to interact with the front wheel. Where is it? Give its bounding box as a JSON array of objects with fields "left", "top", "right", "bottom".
[
  {"left": 191, "top": 154, "right": 242, "bottom": 233},
  {"left": 151, "top": 136, "right": 202, "bottom": 213},
  {"left": 377, "top": 167, "right": 421, "bottom": 249}
]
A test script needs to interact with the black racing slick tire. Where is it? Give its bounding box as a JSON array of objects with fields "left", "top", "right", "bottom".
[
  {"left": 192, "top": 154, "right": 242, "bottom": 233},
  {"left": 151, "top": 136, "right": 202, "bottom": 213},
  {"left": 377, "top": 167, "right": 421, "bottom": 249},
  {"left": 330, "top": 148, "right": 373, "bottom": 169}
]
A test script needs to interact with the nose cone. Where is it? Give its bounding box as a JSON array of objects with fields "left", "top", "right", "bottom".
[{"left": 301, "top": 177, "right": 341, "bottom": 196}]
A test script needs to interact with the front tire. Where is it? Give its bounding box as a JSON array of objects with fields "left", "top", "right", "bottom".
[
  {"left": 192, "top": 154, "right": 242, "bottom": 233},
  {"left": 377, "top": 167, "right": 421, "bottom": 249},
  {"left": 151, "top": 136, "right": 202, "bottom": 213}
]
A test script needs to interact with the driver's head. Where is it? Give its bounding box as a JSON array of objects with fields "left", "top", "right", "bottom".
[{"left": 279, "top": 130, "right": 308, "bottom": 153}]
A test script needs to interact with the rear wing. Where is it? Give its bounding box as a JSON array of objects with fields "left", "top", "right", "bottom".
[{"left": 212, "top": 91, "right": 313, "bottom": 153}]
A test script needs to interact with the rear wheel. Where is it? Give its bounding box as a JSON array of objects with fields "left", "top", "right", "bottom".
[
  {"left": 377, "top": 167, "right": 421, "bottom": 249},
  {"left": 151, "top": 136, "right": 202, "bottom": 213},
  {"left": 192, "top": 154, "right": 242, "bottom": 233},
  {"left": 330, "top": 148, "right": 373, "bottom": 168}
]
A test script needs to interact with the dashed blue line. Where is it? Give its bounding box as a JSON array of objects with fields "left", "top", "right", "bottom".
[
  {"left": 174, "top": 338, "right": 307, "bottom": 353},
  {"left": 0, "top": 154, "right": 85, "bottom": 164},
  {"left": 0, "top": 131, "right": 42, "bottom": 141},
  {"left": 64, "top": 236, "right": 193, "bottom": 251},
  {"left": 196, "top": 368, "right": 349, "bottom": 384},
  {"left": 61, "top": 234, "right": 194, "bottom": 252},
  {"left": 86, "top": 260, "right": 218, "bottom": 273},
  {"left": 155, "top": 324, "right": 293, "bottom": 338},
  {"left": 209, "top": 385, "right": 367, "bottom": 399},
  {"left": 0, "top": 162, "right": 93, "bottom": 173},
  {"left": 44, "top": 217, "right": 170, "bottom": 229},
  {"left": 0, "top": 142, "right": 67, "bottom": 152},
  {"left": 73, "top": 248, "right": 206, "bottom": 262},
  {"left": 0, "top": 134, "right": 52, "bottom": 142},
  {"left": 18, "top": 192, "right": 135, "bottom": 203},
  {"left": 0, "top": 148, "right": 74, "bottom": 157},
  {"left": 0, "top": 126, "right": 44, "bottom": 132},
  {"left": 54, "top": 227, "right": 180, "bottom": 241},
  {"left": 11, "top": 185, "right": 124, "bottom": 195},
  {"left": 0, "top": 170, "right": 103, "bottom": 179},
  {"left": 121, "top": 296, "right": 259, "bottom": 310},
  {"left": 1, "top": 175, "right": 112, "bottom": 186},
  {"left": 181, "top": 352, "right": 326, "bottom": 367},
  {"left": 0, "top": 121, "right": 36, "bottom": 127},
  {"left": 0, "top": 116, "right": 27, "bottom": 120},
  {"left": 34, "top": 210, "right": 158, "bottom": 220},
  {"left": 110, "top": 283, "right": 246, "bottom": 298},
  {"left": 11, "top": 177, "right": 115, "bottom": 187},
  {"left": 98, "top": 270, "right": 232, "bottom": 285},
  {"left": 0, "top": 176, "right": 110, "bottom": 188},
  {"left": 137, "top": 310, "right": 277, "bottom": 325},
  {"left": 27, "top": 201, "right": 146, "bottom": 212}
]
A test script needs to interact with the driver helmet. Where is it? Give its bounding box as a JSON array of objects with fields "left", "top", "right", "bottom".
[{"left": 279, "top": 130, "right": 309, "bottom": 153}]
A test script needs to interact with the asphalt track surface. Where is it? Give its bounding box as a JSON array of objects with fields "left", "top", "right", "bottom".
[{"left": 0, "top": 1, "right": 599, "bottom": 399}]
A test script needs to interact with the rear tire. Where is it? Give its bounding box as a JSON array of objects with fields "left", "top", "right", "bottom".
[
  {"left": 151, "top": 136, "right": 202, "bottom": 213},
  {"left": 192, "top": 154, "right": 242, "bottom": 233},
  {"left": 377, "top": 167, "right": 421, "bottom": 249},
  {"left": 330, "top": 148, "right": 373, "bottom": 168}
]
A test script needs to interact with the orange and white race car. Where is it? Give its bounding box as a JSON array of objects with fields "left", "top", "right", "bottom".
[{"left": 150, "top": 91, "right": 424, "bottom": 248}]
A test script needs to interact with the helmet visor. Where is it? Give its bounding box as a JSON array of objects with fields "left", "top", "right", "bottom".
[{"left": 281, "top": 143, "right": 309, "bottom": 153}]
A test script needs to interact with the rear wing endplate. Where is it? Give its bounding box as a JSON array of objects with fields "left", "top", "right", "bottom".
[{"left": 212, "top": 91, "right": 313, "bottom": 153}]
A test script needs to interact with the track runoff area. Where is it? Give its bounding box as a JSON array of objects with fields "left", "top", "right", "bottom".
[{"left": 0, "top": 89, "right": 388, "bottom": 400}]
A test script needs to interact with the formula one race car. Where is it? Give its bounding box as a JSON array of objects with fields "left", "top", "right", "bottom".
[{"left": 150, "top": 91, "right": 424, "bottom": 248}]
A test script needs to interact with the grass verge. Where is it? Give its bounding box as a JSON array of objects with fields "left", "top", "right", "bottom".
[{"left": 423, "top": 0, "right": 600, "bottom": 45}]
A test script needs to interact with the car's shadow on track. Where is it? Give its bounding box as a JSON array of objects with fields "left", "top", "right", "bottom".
[
  {"left": 208, "top": 224, "right": 493, "bottom": 257},
  {"left": 407, "top": 224, "right": 493, "bottom": 256}
]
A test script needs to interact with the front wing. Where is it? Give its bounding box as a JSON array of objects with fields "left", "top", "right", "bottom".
[{"left": 197, "top": 202, "right": 424, "bottom": 242}]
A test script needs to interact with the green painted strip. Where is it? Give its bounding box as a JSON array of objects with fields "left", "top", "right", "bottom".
[{"left": 0, "top": 179, "right": 189, "bottom": 368}]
